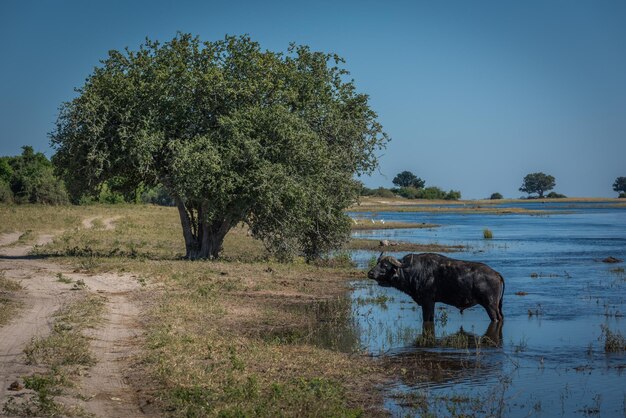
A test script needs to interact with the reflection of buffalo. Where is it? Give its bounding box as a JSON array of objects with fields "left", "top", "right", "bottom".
[
  {"left": 368, "top": 253, "right": 505, "bottom": 322},
  {"left": 418, "top": 321, "right": 504, "bottom": 348},
  {"left": 384, "top": 323, "right": 505, "bottom": 388}
]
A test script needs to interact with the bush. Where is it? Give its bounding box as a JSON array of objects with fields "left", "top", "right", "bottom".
[
  {"left": 417, "top": 186, "right": 446, "bottom": 200},
  {"left": 395, "top": 186, "right": 421, "bottom": 199},
  {"left": 141, "top": 184, "right": 176, "bottom": 206},
  {"left": 369, "top": 187, "right": 396, "bottom": 198},
  {"left": 2, "top": 146, "right": 69, "bottom": 205},
  {"left": 490, "top": 192, "right": 503, "bottom": 200},
  {"left": 444, "top": 190, "right": 461, "bottom": 200},
  {"left": 619, "top": 192, "right": 625, "bottom": 199},
  {"left": 0, "top": 180, "right": 13, "bottom": 203},
  {"left": 546, "top": 192, "right": 567, "bottom": 199}
]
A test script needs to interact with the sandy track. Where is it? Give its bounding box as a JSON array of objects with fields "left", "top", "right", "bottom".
[
  {"left": 0, "top": 234, "right": 67, "bottom": 403},
  {"left": 74, "top": 272, "right": 145, "bottom": 417},
  {"left": 0, "top": 221, "right": 147, "bottom": 417},
  {"left": 0, "top": 267, "right": 65, "bottom": 402}
]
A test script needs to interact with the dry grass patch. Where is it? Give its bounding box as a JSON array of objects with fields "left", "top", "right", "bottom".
[
  {"left": 140, "top": 264, "right": 385, "bottom": 417},
  {"left": 351, "top": 221, "right": 439, "bottom": 230},
  {"left": 348, "top": 238, "right": 465, "bottom": 253},
  {"left": 0, "top": 271, "right": 23, "bottom": 326},
  {"left": 6, "top": 204, "right": 388, "bottom": 416},
  {"left": 350, "top": 204, "right": 547, "bottom": 215}
]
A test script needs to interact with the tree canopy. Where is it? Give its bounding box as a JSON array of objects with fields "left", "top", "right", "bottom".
[
  {"left": 613, "top": 177, "right": 626, "bottom": 196},
  {"left": 519, "top": 172, "right": 555, "bottom": 198},
  {"left": 51, "top": 33, "right": 388, "bottom": 260},
  {"left": 0, "top": 146, "right": 68, "bottom": 204},
  {"left": 392, "top": 171, "right": 424, "bottom": 189}
]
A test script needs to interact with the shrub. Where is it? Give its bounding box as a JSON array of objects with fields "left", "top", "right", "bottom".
[
  {"left": 141, "top": 184, "right": 176, "bottom": 206},
  {"left": 483, "top": 228, "right": 493, "bottom": 239},
  {"left": 546, "top": 192, "right": 567, "bottom": 199},
  {"left": 490, "top": 192, "right": 503, "bottom": 200},
  {"left": 395, "top": 186, "right": 421, "bottom": 199},
  {"left": 444, "top": 190, "right": 461, "bottom": 200},
  {"left": 2, "top": 146, "right": 69, "bottom": 205},
  {"left": 370, "top": 187, "right": 395, "bottom": 198},
  {"left": 619, "top": 192, "right": 625, "bottom": 199},
  {"left": 417, "top": 186, "right": 446, "bottom": 200},
  {"left": 0, "top": 180, "right": 13, "bottom": 203}
]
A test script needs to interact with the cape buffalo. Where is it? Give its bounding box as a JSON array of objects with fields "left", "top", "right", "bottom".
[{"left": 368, "top": 253, "right": 505, "bottom": 322}]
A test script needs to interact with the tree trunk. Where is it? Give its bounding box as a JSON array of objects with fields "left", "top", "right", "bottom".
[{"left": 175, "top": 197, "right": 232, "bottom": 260}]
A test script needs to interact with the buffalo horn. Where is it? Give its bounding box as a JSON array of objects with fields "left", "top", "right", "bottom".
[{"left": 388, "top": 256, "right": 402, "bottom": 267}]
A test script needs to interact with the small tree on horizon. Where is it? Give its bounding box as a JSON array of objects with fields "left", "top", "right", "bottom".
[
  {"left": 392, "top": 171, "right": 425, "bottom": 189},
  {"left": 613, "top": 177, "right": 626, "bottom": 197},
  {"left": 519, "top": 172, "right": 555, "bottom": 198}
]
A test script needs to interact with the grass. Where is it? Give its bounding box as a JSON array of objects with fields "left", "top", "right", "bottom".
[
  {"left": 0, "top": 271, "right": 23, "bottom": 326},
  {"left": 11, "top": 203, "right": 385, "bottom": 416},
  {"left": 351, "top": 221, "right": 439, "bottom": 230},
  {"left": 136, "top": 259, "right": 381, "bottom": 416},
  {"left": 348, "top": 238, "right": 465, "bottom": 253},
  {"left": 601, "top": 325, "right": 626, "bottom": 353},
  {"left": 350, "top": 204, "right": 548, "bottom": 215},
  {"left": 4, "top": 291, "right": 105, "bottom": 416}
]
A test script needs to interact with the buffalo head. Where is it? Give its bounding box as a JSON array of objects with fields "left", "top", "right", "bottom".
[{"left": 367, "top": 253, "right": 403, "bottom": 286}]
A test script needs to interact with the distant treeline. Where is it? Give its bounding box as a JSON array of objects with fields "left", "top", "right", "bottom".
[
  {"left": 361, "top": 185, "right": 462, "bottom": 200},
  {"left": 1, "top": 148, "right": 625, "bottom": 205},
  {"left": 0, "top": 146, "right": 174, "bottom": 206},
  {"left": 360, "top": 170, "right": 626, "bottom": 200}
]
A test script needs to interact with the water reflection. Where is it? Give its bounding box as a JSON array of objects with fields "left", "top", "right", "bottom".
[{"left": 412, "top": 322, "right": 504, "bottom": 349}]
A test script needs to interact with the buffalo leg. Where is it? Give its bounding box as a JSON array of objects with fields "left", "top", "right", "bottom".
[
  {"left": 483, "top": 303, "right": 499, "bottom": 322},
  {"left": 421, "top": 301, "right": 435, "bottom": 322},
  {"left": 483, "top": 321, "right": 503, "bottom": 347}
]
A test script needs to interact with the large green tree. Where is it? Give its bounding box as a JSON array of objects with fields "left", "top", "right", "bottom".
[
  {"left": 519, "top": 172, "right": 555, "bottom": 198},
  {"left": 51, "top": 34, "right": 388, "bottom": 260}
]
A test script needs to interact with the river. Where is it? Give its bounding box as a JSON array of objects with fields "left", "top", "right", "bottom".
[{"left": 347, "top": 202, "right": 626, "bottom": 417}]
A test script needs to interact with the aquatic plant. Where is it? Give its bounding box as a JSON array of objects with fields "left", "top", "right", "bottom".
[
  {"left": 600, "top": 325, "right": 626, "bottom": 352},
  {"left": 483, "top": 228, "right": 493, "bottom": 239}
]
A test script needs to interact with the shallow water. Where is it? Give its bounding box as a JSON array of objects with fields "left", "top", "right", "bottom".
[{"left": 347, "top": 204, "right": 626, "bottom": 417}]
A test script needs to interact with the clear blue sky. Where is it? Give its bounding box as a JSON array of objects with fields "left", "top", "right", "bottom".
[{"left": 1, "top": 0, "right": 625, "bottom": 198}]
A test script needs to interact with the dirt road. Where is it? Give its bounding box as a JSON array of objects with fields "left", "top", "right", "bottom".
[{"left": 0, "top": 220, "right": 147, "bottom": 417}]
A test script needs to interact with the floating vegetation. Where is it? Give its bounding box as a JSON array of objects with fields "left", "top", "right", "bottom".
[
  {"left": 483, "top": 228, "right": 493, "bottom": 239},
  {"left": 600, "top": 325, "right": 626, "bottom": 353},
  {"left": 355, "top": 295, "right": 392, "bottom": 309},
  {"left": 528, "top": 304, "right": 544, "bottom": 317},
  {"left": 530, "top": 272, "right": 568, "bottom": 278}
]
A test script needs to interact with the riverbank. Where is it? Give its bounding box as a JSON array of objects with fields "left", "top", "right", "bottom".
[
  {"left": 350, "top": 196, "right": 625, "bottom": 214},
  {"left": 0, "top": 204, "right": 388, "bottom": 417}
]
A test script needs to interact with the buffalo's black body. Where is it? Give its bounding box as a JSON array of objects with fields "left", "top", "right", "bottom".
[{"left": 368, "top": 253, "right": 505, "bottom": 322}]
